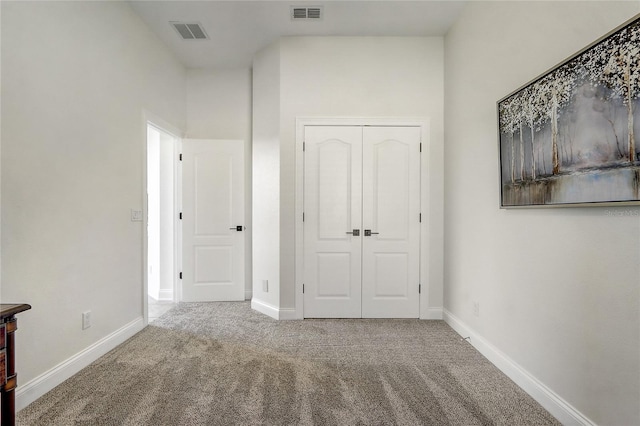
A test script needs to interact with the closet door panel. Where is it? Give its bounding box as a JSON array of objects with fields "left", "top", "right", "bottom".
[
  {"left": 362, "top": 127, "right": 421, "bottom": 318},
  {"left": 303, "top": 126, "right": 363, "bottom": 318}
]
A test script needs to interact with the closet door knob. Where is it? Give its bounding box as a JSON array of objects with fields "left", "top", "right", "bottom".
[
  {"left": 346, "top": 229, "right": 360, "bottom": 236},
  {"left": 229, "top": 226, "right": 244, "bottom": 231}
]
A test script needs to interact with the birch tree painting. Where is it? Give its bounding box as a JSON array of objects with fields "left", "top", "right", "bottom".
[{"left": 499, "top": 16, "right": 640, "bottom": 207}]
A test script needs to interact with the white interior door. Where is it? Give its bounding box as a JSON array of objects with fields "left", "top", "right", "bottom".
[
  {"left": 304, "top": 125, "right": 421, "bottom": 318},
  {"left": 362, "top": 127, "right": 421, "bottom": 318},
  {"left": 182, "top": 139, "right": 245, "bottom": 302},
  {"left": 304, "top": 126, "right": 363, "bottom": 318}
]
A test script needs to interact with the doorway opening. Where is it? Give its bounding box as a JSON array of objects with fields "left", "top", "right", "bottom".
[{"left": 146, "top": 123, "right": 179, "bottom": 322}]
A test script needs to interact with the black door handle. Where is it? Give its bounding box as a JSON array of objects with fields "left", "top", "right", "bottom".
[
  {"left": 346, "top": 229, "right": 360, "bottom": 236},
  {"left": 229, "top": 226, "right": 244, "bottom": 231},
  {"left": 364, "top": 230, "right": 379, "bottom": 236}
]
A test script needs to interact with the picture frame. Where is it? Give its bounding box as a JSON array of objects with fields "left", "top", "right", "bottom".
[{"left": 497, "top": 14, "right": 640, "bottom": 208}]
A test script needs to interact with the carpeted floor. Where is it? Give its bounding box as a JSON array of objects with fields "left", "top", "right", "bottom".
[{"left": 17, "top": 302, "right": 560, "bottom": 425}]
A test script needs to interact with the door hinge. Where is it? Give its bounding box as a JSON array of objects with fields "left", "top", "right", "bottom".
[
  {"left": 420, "top": 143, "right": 422, "bottom": 153},
  {"left": 303, "top": 212, "right": 305, "bottom": 222},
  {"left": 179, "top": 272, "right": 183, "bottom": 279},
  {"left": 179, "top": 212, "right": 182, "bottom": 220},
  {"left": 303, "top": 142, "right": 306, "bottom": 152},
  {"left": 419, "top": 284, "right": 421, "bottom": 294},
  {"left": 179, "top": 153, "right": 182, "bottom": 161},
  {"left": 303, "top": 284, "right": 305, "bottom": 293},
  {"left": 419, "top": 213, "right": 422, "bottom": 223}
]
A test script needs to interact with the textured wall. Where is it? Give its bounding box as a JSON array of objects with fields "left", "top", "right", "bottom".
[
  {"left": 186, "top": 68, "right": 253, "bottom": 296},
  {"left": 252, "top": 42, "right": 282, "bottom": 309},
  {"left": 444, "top": 2, "right": 640, "bottom": 424},
  {"left": 1, "top": 1, "right": 186, "bottom": 384},
  {"left": 278, "top": 37, "right": 445, "bottom": 312}
]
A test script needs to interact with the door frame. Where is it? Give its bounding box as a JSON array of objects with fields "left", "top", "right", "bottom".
[
  {"left": 295, "top": 117, "right": 432, "bottom": 320},
  {"left": 142, "top": 111, "right": 182, "bottom": 325}
]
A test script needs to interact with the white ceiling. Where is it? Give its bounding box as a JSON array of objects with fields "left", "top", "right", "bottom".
[{"left": 128, "top": 1, "right": 467, "bottom": 69}]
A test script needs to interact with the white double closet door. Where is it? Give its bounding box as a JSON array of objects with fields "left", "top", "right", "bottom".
[{"left": 304, "top": 126, "right": 421, "bottom": 318}]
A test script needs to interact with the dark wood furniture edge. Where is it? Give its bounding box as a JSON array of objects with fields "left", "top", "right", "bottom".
[
  {"left": 0, "top": 305, "right": 32, "bottom": 318},
  {"left": 0, "top": 303, "right": 31, "bottom": 426}
]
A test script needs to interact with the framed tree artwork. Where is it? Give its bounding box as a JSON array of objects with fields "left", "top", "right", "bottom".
[{"left": 498, "top": 14, "right": 640, "bottom": 208}]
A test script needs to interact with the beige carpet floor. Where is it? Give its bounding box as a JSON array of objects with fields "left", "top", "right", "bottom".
[{"left": 17, "top": 302, "right": 560, "bottom": 425}]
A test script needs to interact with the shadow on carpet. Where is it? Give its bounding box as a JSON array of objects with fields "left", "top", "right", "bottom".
[{"left": 17, "top": 302, "right": 560, "bottom": 425}]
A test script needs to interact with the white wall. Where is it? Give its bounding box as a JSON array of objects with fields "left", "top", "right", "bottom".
[
  {"left": 146, "top": 126, "right": 175, "bottom": 301},
  {"left": 0, "top": 3, "right": 3, "bottom": 305},
  {"left": 186, "top": 68, "right": 253, "bottom": 298},
  {"left": 186, "top": 69, "right": 252, "bottom": 141},
  {"left": 444, "top": 2, "right": 640, "bottom": 425},
  {"left": 158, "top": 130, "right": 175, "bottom": 300},
  {"left": 147, "top": 126, "right": 161, "bottom": 299},
  {"left": 252, "top": 42, "right": 282, "bottom": 311},
  {"left": 1, "top": 0, "right": 185, "bottom": 388},
  {"left": 278, "top": 37, "right": 445, "bottom": 311}
]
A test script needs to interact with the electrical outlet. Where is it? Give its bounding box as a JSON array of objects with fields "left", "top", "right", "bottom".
[
  {"left": 82, "top": 311, "right": 92, "bottom": 330},
  {"left": 131, "top": 209, "right": 143, "bottom": 222},
  {"left": 262, "top": 280, "right": 269, "bottom": 292},
  {"left": 473, "top": 302, "right": 480, "bottom": 317}
]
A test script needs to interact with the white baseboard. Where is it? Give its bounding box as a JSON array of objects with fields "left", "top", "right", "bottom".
[
  {"left": 422, "top": 307, "right": 443, "bottom": 320},
  {"left": 278, "top": 308, "right": 298, "bottom": 320},
  {"left": 253, "top": 299, "right": 437, "bottom": 321},
  {"left": 16, "top": 317, "right": 144, "bottom": 412},
  {"left": 251, "top": 298, "right": 279, "bottom": 319},
  {"left": 245, "top": 290, "right": 253, "bottom": 301},
  {"left": 443, "top": 309, "right": 594, "bottom": 426},
  {"left": 250, "top": 298, "right": 297, "bottom": 320},
  {"left": 158, "top": 289, "right": 173, "bottom": 301}
]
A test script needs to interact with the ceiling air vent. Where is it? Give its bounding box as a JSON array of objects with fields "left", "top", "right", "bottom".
[
  {"left": 170, "top": 22, "right": 208, "bottom": 40},
  {"left": 291, "top": 6, "right": 323, "bottom": 20}
]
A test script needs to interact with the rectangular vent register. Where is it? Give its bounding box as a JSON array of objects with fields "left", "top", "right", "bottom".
[
  {"left": 170, "top": 22, "right": 209, "bottom": 40},
  {"left": 291, "top": 6, "right": 323, "bottom": 20}
]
